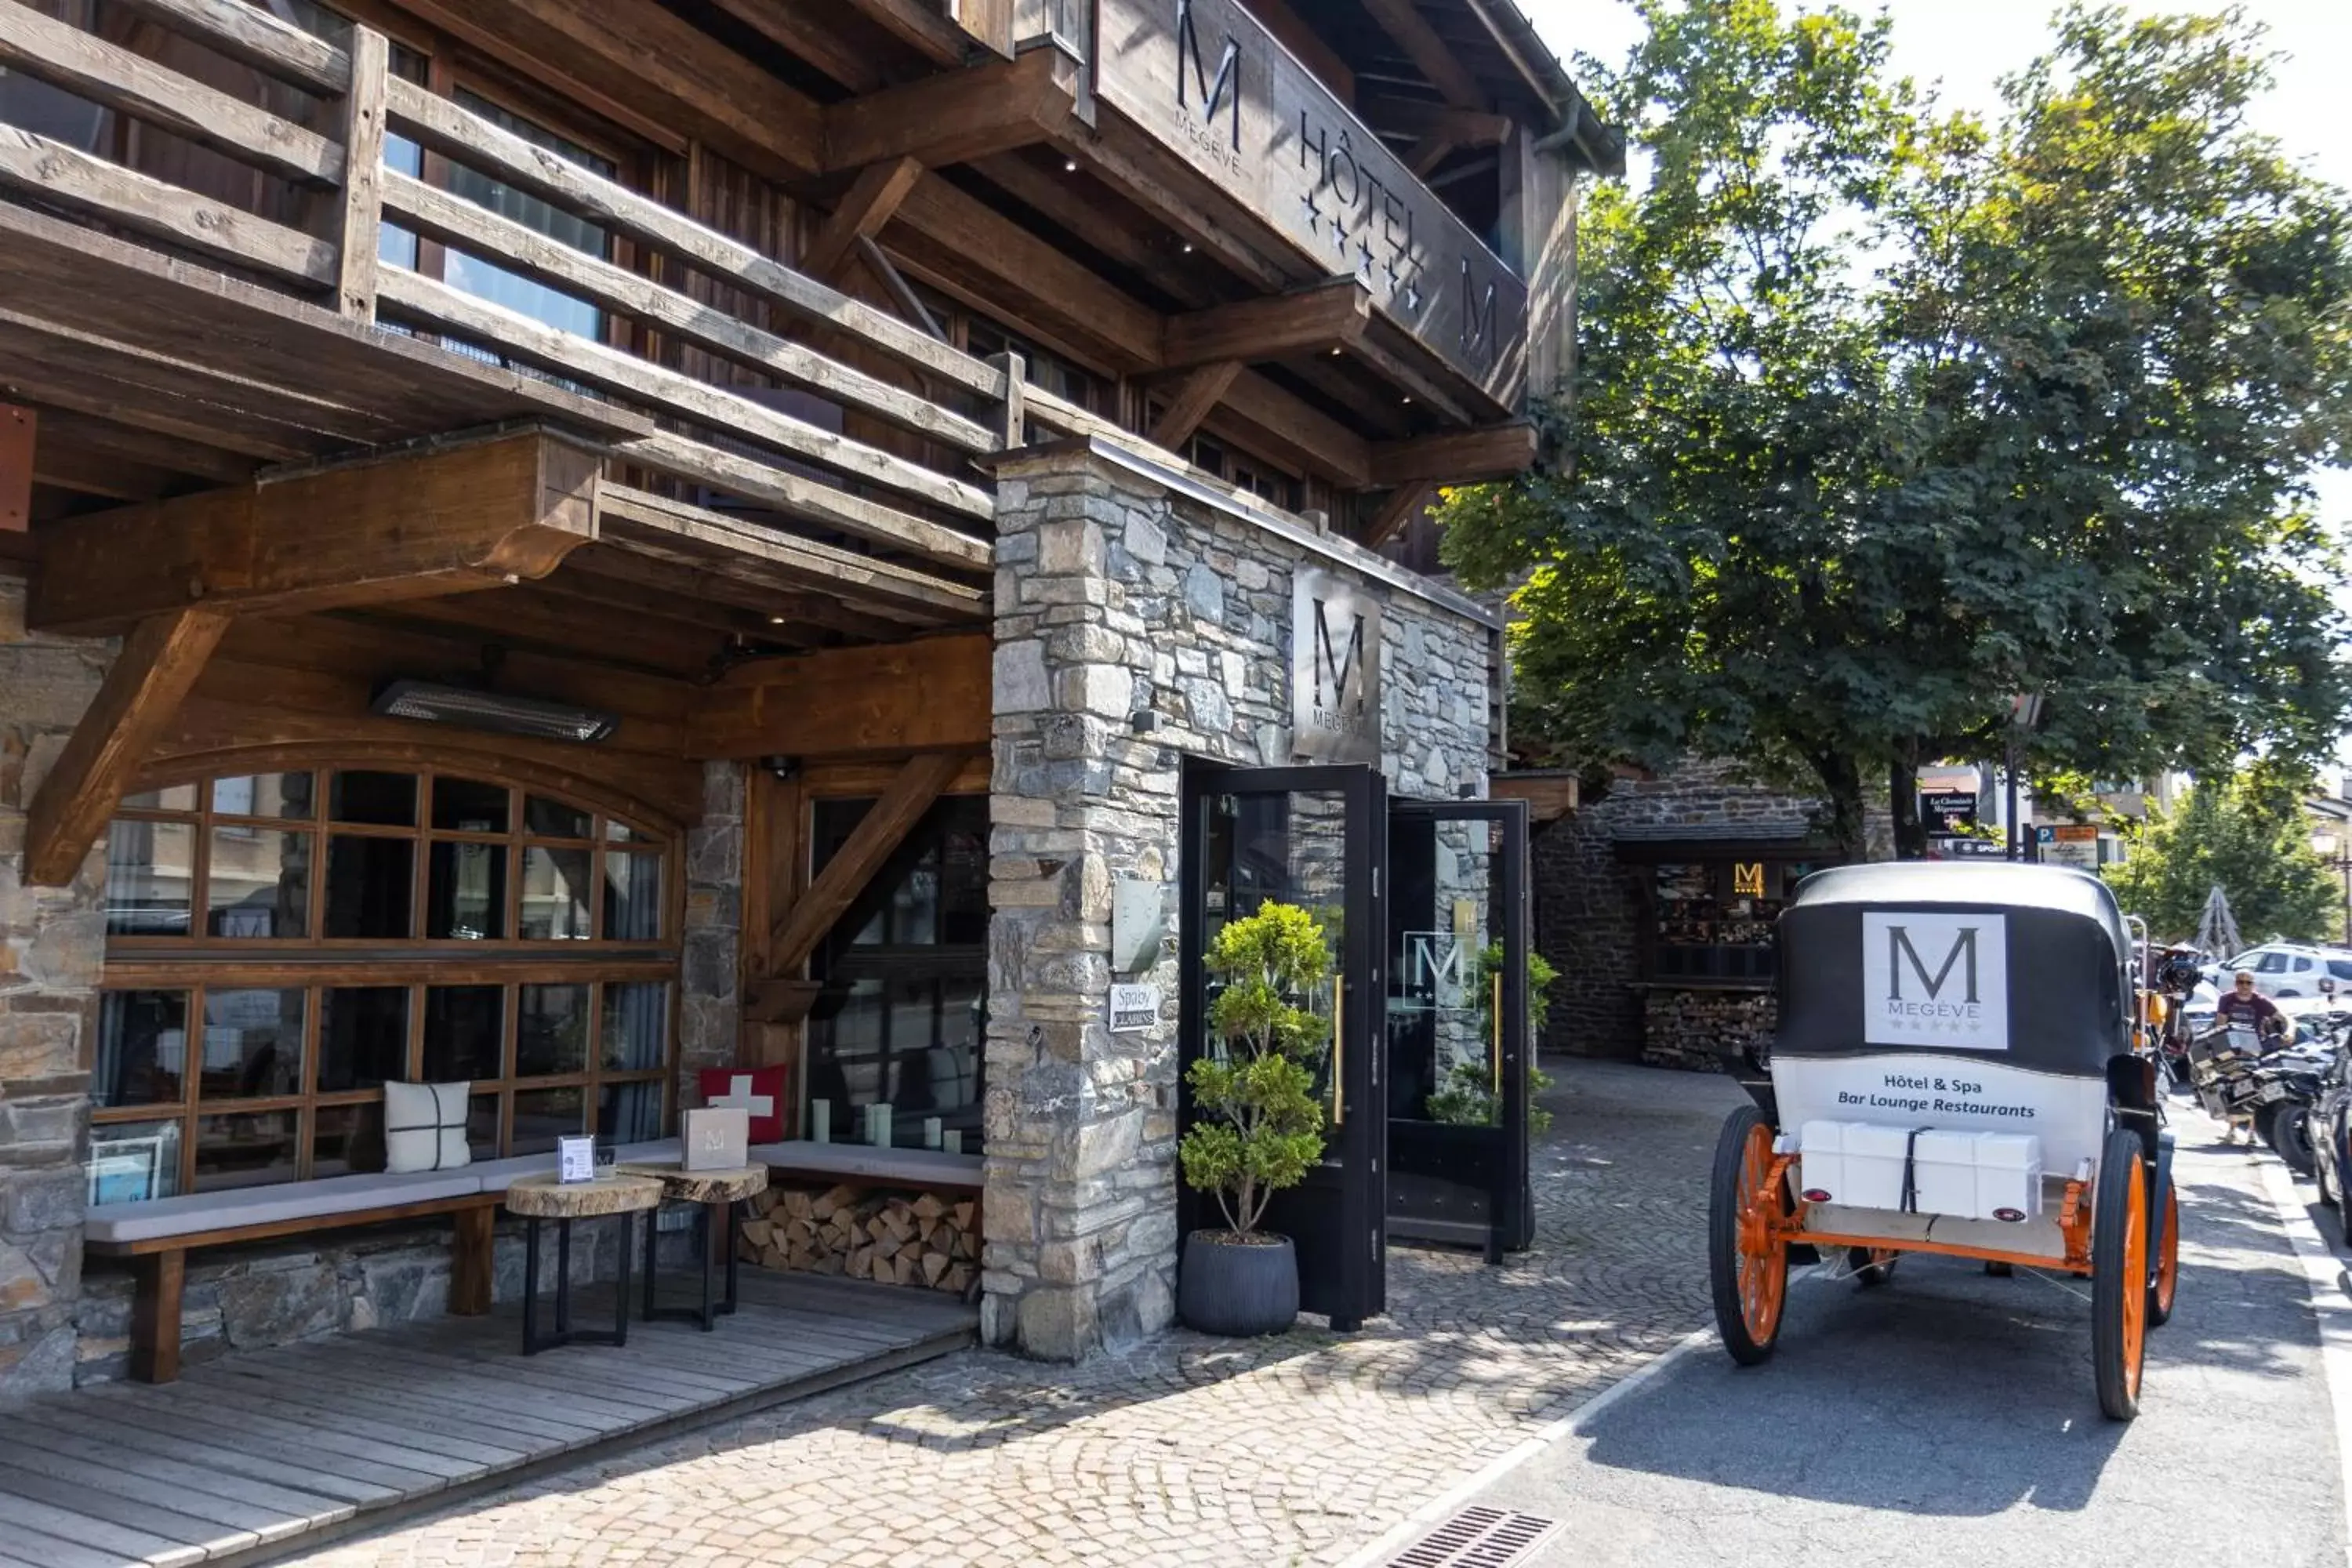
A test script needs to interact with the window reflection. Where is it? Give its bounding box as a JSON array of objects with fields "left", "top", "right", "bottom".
[
  {"left": 94, "top": 991, "right": 187, "bottom": 1108},
  {"left": 517, "top": 984, "right": 590, "bottom": 1076},
  {"left": 194, "top": 1109, "right": 299, "bottom": 1192},
  {"left": 520, "top": 846, "right": 592, "bottom": 939},
  {"left": 320, "top": 987, "right": 409, "bottom": 1092},
  {"left": 197, "top": 989, "right": 303, "bottom": 1102},
  {"left": 426, "top": 840, "right": 507, "bottom": 938},
  {"left": 105, "top": 819, "right": 194, "bottom": 936},
  {"left": 207, "top": 829, "right": 310, "bottom": 938}
]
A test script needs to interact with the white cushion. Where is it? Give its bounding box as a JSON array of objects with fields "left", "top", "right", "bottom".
[
  {"left": 84, "top": 1169, "right": 483, "bottom": 1245},
  {"left": 384, "top": 1081, "right": 471, "bottom": 1174}
]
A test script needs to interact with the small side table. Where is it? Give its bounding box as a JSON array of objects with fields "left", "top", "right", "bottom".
[
  {"left": 503, "top": 1173, "right": 662, "bottom": 1354},
  {"left": 622, "top": 1162, "right": 769, "bottom": 1330}
]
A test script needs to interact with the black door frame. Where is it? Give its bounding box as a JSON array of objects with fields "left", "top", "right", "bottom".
[
  {"left": 1178, "top": 759, "right": 1388, "bottom": 1330},
  {"left": 1386, "top": 797, "right": 1533, "bottom": 1257}
]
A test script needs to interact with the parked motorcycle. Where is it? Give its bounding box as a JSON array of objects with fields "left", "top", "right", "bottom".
[{"left": 2310, "top": 1044, "right": 2352, "bottom": 1243}]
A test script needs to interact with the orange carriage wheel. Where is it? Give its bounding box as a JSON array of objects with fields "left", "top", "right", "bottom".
[
  {"left": 2092, "top": 1127, "right": 2150, "bottom": 1421},
  {"left": 1709, "top": 1105, "right": 1791, "bottom": 1365},
  {"left": 2147, "top": 1177, "right": 2180, "bottom": 1327}
]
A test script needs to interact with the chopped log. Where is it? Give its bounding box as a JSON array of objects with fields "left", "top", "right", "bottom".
[
  {"left": 921, "top": 1252, "right": 950, "bottom": 1287},
  {"left": 952, "top": 1202, "right": 975, "bottom": 1230},
  {"left": 913, "top": 1192, "right": 946, "bottom": 1221},
  {"left": 742, "top": 1218, "right": 774, "bottom": 1247}
]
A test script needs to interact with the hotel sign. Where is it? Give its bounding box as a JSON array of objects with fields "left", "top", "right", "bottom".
[
  {"left": 1292, "top": 568, "right": 1381, "bottom": 764},
  {"left": 1094, "top": 0, "right": 1528, "bottom": 402}
]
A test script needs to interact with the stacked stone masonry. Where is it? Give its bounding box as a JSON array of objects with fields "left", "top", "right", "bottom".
[
  {"left": 0, "top": 577, "right": 109, "bottom": 1405},
  {"left": 982, "top": 445, "right": 1494, "bottom": 1362}
]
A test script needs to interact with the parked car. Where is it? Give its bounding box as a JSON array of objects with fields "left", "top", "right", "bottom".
[{"left": 2204, "top": 943, "right": 2352, "bottom": 999}]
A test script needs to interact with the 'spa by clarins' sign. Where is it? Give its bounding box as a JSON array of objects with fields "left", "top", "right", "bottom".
[
  {"left": 1093, "top": 0, "right": 1529, "bottom": 401},
  {"left": 1290, "top": 568, "right": 1381, "bottom": 764},
  {"left": 1860, "top": 912, "right": 2009, "bottom": 1051}
]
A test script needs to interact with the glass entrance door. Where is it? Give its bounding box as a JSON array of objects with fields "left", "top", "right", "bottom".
[
  {"left": 1385, "top": 800, "right": 1533, "bottom": 1257},
  {"left": 1179, "top": 761, "right": 1387, "bottom": 1330}
]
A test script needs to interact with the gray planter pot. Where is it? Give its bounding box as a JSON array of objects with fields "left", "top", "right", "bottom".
[{"left": 1177, "top": 1230, "right": 1299, "bottom": 1336}]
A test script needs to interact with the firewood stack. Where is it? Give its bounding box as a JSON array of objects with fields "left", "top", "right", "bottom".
[{"left": 737, "top": 1183, "right": 980, "bottom": 1294}]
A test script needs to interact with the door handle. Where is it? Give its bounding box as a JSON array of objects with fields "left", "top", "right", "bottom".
[{"left": 1331, "top": 989, "right": 1345, "bottom": 1126}]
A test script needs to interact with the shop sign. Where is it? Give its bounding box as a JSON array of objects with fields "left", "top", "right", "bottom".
[
  {"left": 1094, "top": 0, "right": 1529, "bottom": 401},
  {"left": 1398, "top": 931, "right": 1466, "bottom": 1010},
  {"left": 1108, "top": 983, "right": 1163, "bottom": 1033},
  {"left": 1715, "top": 859, "right": 1776, "bottom": 901},
  {"left": 1291, "top": 568, "right": 1381, "bottom": 764},
  {"left": 1918, "top": 789, "right": 1978, "bottom": 834}
]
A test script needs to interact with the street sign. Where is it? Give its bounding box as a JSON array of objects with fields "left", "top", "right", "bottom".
[
  {"left": 2038, "top": 823, "right": 2100, "bottom": 869},
  {"left": 1919, "top": 789, "right": 1978, "bottom": 834}
]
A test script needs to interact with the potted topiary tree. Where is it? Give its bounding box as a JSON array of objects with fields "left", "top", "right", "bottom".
[{"left": 1177, "top": 901, "right": 1330, "bottom": 1335}]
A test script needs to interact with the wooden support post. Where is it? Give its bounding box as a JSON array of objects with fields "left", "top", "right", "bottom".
[
  {"left": 130, "top": 1249, "right": 187, "bottom": 1385},
  {"left": 1149, "top": 361, "right": 1242, "bottom": 452},
  {"left": 1408, "top": 136, "right": 1456, "bottom": 178},
  {"left": 0, "top": 403, "right": 30, "bottom": 532},
  {"left": 804, "top": 156, "right": 924, "bottom": 283},
  {"left": 329, "top": 24, "right": 388, "bottom": 321},
  {"left": 989, "top": 351, "right": 1026, "bottom": 448},
  {"left": 767, "top": 751, "right": 970, "bottom": 976},
  {"left": 449, "top": 1204, "right": 494, "bottom": 1316},
  {"left": 24, "top": 607, "right": 230, "bottom": 886}
]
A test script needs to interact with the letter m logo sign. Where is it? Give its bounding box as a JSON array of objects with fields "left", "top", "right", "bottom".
[
  {"left": 1860, "top": 912, "right": 2009, "bottom": 1051},
  {"left": 1175, "top": 0, "right": 1242, "bottom": 150},
  {"left": 1312, "top": 597, "right": 1363, "bottom": 714}
]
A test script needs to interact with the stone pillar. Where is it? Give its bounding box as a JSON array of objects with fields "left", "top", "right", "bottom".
[
  {"left": 677, "top": 760, "right": 745, "bottom": 1113},
  {"left": 981, "top": 456, "right": 1188, "bottom": 1359},
  {"left": 0, "top": 577, "right": 110, "bottom": 1404}
]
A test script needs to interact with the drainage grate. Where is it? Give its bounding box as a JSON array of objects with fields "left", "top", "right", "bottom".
[{"left": 1388, "top": 1506, "right": 1563, "bottom": 1568}]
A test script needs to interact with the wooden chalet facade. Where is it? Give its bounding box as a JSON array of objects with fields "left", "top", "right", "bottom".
[{"left": 0, "top": 0, "right": 1614, "bottom": 1394}]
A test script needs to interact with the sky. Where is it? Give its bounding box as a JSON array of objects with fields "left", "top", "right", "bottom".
[{"left": 1515, "top": 0, "right": 2352, "bottom": 756}]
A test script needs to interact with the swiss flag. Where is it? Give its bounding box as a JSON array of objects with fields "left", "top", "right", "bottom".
[{"left": 697, "top": 1065, "right": 790, "bottom": 1145}]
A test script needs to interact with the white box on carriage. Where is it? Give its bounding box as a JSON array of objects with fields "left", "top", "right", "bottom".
[
  {"left": 1798, "top": 1120, "right": 1911, "bottom": 1210},
  {"left": 1894, "top": 1129, "right": 2045, "bottom": 1222},
  {"left": 1971, "top": 1131, "right": 2043, "bottom": 1221}
]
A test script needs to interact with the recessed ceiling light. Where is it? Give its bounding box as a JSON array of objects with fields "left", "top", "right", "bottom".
[
  {"left": 1181, "top": 241, "right": 1194, "bottom": 253},
  {"left": 1401, "top": 394, "right": 1414, "bottom": 404},
  {"left": 1329, "top": 347, "right": 1343, "bottom": 356},
  {"left": 1063, "top": 158, "right": 1078, "bottom": 172},
  {"left": 768, "top": 615, "right": 787, "bottom": 626}
]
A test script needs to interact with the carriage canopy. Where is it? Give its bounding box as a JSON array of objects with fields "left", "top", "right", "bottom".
[{"left": 1776, "top": 862, "right": 2132, "bottom": 1077}]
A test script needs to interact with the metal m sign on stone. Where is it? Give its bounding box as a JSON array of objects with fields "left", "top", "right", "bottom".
[
  {"left": 1860, "top": 912, "right": 2010, "bottom": 1051},
  {"left": 1292, "top": 568, "right": 1381, "bottom": 764}
]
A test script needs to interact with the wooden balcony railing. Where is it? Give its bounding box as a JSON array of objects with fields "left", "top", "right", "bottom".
[{"left": 0, "top": 0, "right": 1133, "bottom": 577}]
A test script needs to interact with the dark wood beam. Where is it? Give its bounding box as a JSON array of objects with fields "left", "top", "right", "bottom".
[
  {"left": 804, "top": 157, "right": 925, "bottom": 283},
  {"left": 31, "top": 429, "right": 601, "bottom": 633},
  {"left": 1149, "top": 362, "right": 1242, "bottom": 450},
  {"left": 560, "top": 546, "right": 913, "bottom": 644},
  {"left": 1359, "top": 483, "right": 1436, "bottom": 550},
  {"left": 20, "top": 405, "right": 263, "bottom": 489},
  {"left": 24, "top": 606, "right": 230, "bottom": 884},
  {"left": 690, "top": 634, "right": 993, "bottom": 760},
  {"left": 1162, "top": 278, "right": 1371, "bottom": 368},
  {"left": 825, "top": 45, "right": 1079, "bottom": 171},
  {"left": 1408, "top": 136, "right": 1455, "bottom": 178},
  {"left": 1358, "top": 0, "right": 1489, "bottom": 109},
  {"left": 764, "top": 750, "right": 972, "bottom": 978},
  {"left": 1245, "top": 0, "right": 1356, "bottom": 103},
  {"left": 1360, "top": 96, "right": 1513, "bottom": 147},
  {"left": 1217, "top": 371, "right": 1374, "bottom": 487},
  {"left": 1, "top": 403, "right": 28, "bottom": 532},
  {"left": 842, "top": 0, "right": 979, "bottom": 66},
  {"left": 1369, "top": 422, "right": 1538, "bottom": 486},
  {"left": 709, "top": 0, "right": 887, "bottom": 93}
]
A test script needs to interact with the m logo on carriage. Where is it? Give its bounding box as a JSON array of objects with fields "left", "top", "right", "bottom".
[{"left": 1862, "top": 912, "right": 2009, "bottom": 1050}]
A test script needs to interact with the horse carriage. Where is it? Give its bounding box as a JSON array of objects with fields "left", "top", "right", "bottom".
[{"left": 1710, "top": 862, "right": 2180, "bottom": 1420}]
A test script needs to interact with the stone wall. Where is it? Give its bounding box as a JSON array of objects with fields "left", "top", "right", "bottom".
[
  {"left": 0, "top": 577, "right": 110, "bottom": 1405},
  {"left": 677, "top": 759, "right": 746, "bottom": 1115},
  {"left": 982, "top": 442, "right": 1494, "bottom": 1360},
  {"left": 1535, "top": 757, "right": 1881, "bottom": 1065}
]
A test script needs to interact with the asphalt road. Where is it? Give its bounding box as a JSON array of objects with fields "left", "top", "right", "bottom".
[{"left": 1475, "top": 1102, "right": 2350, "bottom": 1568}]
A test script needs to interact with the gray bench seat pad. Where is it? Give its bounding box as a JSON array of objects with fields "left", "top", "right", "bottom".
[{"left": 85, "top": 1169, "right": 484, "bottom": 1245}]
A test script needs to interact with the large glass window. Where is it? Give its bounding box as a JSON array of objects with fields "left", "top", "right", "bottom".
[
  {"left": 803, "top": 796, "right": 987, "bottom": 1154},
  {"left": 90, "top": 768, "right": 677, "bottom": 1204}
]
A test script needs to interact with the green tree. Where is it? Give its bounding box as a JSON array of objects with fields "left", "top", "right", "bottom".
[
  {"left": 2104, "top": 767, "right": 2338, "bottom": 943},
  {"left": 1445, "top": 1, "right": 2352, "bottom": 858}
]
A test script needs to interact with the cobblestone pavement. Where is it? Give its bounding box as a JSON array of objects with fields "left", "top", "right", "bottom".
[{"left": 291, "top": 1061, "right": 1744, "bottom": 1568}]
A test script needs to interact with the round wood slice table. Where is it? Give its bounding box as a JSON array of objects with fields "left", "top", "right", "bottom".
[
  {"left": 619, "top": 1162, "right": 769, "bottom": 1330},
  {"left": 503, "top": 1173, "right": 662, "bottom": 1354}
]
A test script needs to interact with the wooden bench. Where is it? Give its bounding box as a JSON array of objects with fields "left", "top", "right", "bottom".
[{"left": 85, "top": 1140, "right": 686, "bottom": 1382}]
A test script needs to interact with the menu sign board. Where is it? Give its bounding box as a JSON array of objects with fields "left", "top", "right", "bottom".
[{"left": 1094, "top": 0, "right": 1529, "bottom": 402}]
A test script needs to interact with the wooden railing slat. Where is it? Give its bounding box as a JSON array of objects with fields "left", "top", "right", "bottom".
[
  {"left": 102, "top": 0, "right": 350, "bottom": 95},
  {"left": 0, "top": 2, "right": 343, "bottom": 186},
  {"left": 329, "top": 27, "right": 390, "bottom": 321},
  {"left": 379, "top": 168, "right": 999, "bottom": 456},
  {"left": 382, "top": 77, "right": 1009, "bottom": 405},
  {"left": 374, "top": 267, "right": 995, "bottom": 557},
  {"left": 614, "top": 432, "right": 993, "bottom": 580},
  {"left": 0, "top": 125, "right": 335, "bottom": 285}
]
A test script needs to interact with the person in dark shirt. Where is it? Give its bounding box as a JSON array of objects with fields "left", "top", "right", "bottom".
[{"left": 2215, "top": 971, "right": 2285, "bottom": 1145}]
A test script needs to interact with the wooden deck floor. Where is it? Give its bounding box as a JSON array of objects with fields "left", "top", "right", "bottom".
[{"left": 0, "top": 1270, "right": 977, "bottom": 1568}]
